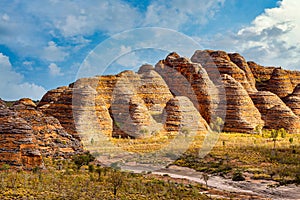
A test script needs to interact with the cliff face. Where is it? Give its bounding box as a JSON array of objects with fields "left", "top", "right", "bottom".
[
  {"left": 38, "top": 50, "right": 299, "bottom": 136},
  {"left": 283, "top": 84, "right": 300, "bottom": 117},
  {"left": 0, "top": 98, "right": 81, "bottom": 169},
  {"left": 221, "top": 74, "right": 264, "bottom": 133},
  {"left": 0, "top": 99, "right": 43, "bottom": 169},
  {"left": 12, "top": 98, "right": 81, "bottom": 157},
  {"left": 1, "top": 49, "right": 300, "bottom": 168}
]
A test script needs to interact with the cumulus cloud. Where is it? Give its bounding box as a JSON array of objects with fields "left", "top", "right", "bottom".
[
  {"left": 0, "top": 0, "right": 226, "bottom": 67},
  {"left": 51, "top": 1, "right": 141, "bottom": 37},
  {"left": 48, "top": 63, "right": 64, "bottom": 76},
  {"left": 0, "top": 53, "right": 46, "bottom": 100},
  {"left": 0, "top": 0, "right": 140, "bottom": 59},
  {"left": 42, "top": 41, "right": 69, "bottom": 62},
  {"left": 143, "top": 0, "right": 225, "bottom": 30},
  {"left": 209, "top": 0, "right": 300, "bottom": 69}
]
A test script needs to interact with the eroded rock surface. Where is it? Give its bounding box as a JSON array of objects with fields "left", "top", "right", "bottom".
[
  {"left": 221, "top": 75, "right": 264, "bottom": 133},
  {"left": 13, "top": 98, "right": 81, "bottom": 158},
  {"left": 250, "top": 91, "right": 300, "bottom": 133},
  {"left": 0, "top": 99, "right": 43, "bottom": 169},
  {"left": 192, "top": 50, "right": 256, "bottom": 92},
  {"left": 2, "top": 49, "right": 300, "bottom": 169},
  {"left": 283, "top": 84, "right": 300, "bottom": 117},
  {"left": 156, "top": 52, "right": 222, "bottom": 124}
]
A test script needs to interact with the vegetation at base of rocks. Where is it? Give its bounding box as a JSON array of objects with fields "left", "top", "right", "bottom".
[
  {"left": 0, "top": 160, "right": 210, "bottom": 200},
  {"left": 72, "top": 152, "right": 95, "bottom": 170},
  {"left": 174, "top": 131, "right": 300, "bottom": 185}
]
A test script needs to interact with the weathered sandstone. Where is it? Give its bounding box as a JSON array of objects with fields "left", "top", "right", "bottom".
[
  {"left": 0, "top": 99, "right": 43, "bottom": 169},
  {"left": 221, "top": 75, "right": 264, "bottom": 133}
]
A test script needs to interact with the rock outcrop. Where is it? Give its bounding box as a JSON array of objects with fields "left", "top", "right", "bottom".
[
  {"left": 12, "top": 98, "right": 81, "bottom": 158},
  {"left": 247, "top": 61, "right": 275, "bottom": 82},
  {"left": 38, "top": 86, "right": 76, "bottom": 137},
  {"left": 192, "top": 50, "right": 256, "bottom": 92},
  {"left": 37, "top": 51, "right": 300, "bottom": 136},
  {"left": 250, "top": 91, "right": 300, "bottom": 133},
  {"left": 283, "top": 84, "right": 300, "bottom": 117},
  {"left": 248, "top": 62, "right": 300, "bottom": 96},
  {"left": 221, "top": 75, "right": 264, "bottom": 133},
  {"left": 265, "top": 68, "right": 294, "bottom": 98},
  {"left": 0, "top": 99, "right": 43, "bottom": 169},
  {"left": 228, "top": 53, "right": 257, "bottom": 91},
  {"left": 1, "top": 49, "right": 300, "bottom": 169},
  {"left": 164, "top": 96, "right": 209, "bottom": 136},
  {"left": 156, "top": 52, "right": 222, "bottom": 124},
  {"left": 41, "top": 65, "right": 174, "bottom": 139}
]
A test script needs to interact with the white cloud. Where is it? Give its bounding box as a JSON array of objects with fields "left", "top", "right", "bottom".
[
  {"left": 0, "top": 0, "right": 140, "bottom": 60},
  {"left": 143, "top": 0, "right": 225, "bottom": 30},
  {"left": 0, "top": 53, "right": 46, "bottom": 100},
  {"left": 2, "top": 13, "right": 9, "bottom": 21},
  {"left": 48, "top": 63, "right": 63, "bottom": 76},
  {"left": 22, "top": 61, "right": 34, "bottom": 71},
  {"left": 36, "top": 0, "right": 141, "bottom": 37},
  {"left": 42, "top": 41, "right": 69, "bottom": 62},
  {"left": 119, "top": 45, "right": 132, "bottom": 55},
  {"left": 209, "top": 0, "right": 300, "bottom": 69},
  {"left": 115, "top": 51, "right": 145, "bottom": 68}
]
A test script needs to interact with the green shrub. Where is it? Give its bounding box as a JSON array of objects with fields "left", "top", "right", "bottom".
[
  {"left": 232, "top": 171, "right": 245, "bottom": 181},
  {"left": 88, "top": 164, "right": 95, "bottom": 173},
  {"left": 72, "top": 152, "right": 95, "bottom": 170}
]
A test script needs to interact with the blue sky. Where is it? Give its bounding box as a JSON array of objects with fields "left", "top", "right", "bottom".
[{"left": 0, "top": 0, "right": 299, "bottom": 100}]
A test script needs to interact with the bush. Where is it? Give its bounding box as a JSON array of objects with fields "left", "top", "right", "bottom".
[
  {"left": 88, "top": 164, "right": 95, "bottom": 173},
  {"left": 72, "top": 152, "right": 95, "bottom": 170},
  {"left": 232, "top": 171, "right": 245, "bottom": 181}
]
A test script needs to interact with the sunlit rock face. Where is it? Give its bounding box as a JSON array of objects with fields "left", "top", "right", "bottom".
[
  {"left": 156, "top": 52, "right": 221, "bottom": 124},
  {"left": 250, "top": 91, "right": 300, "bottom": 134},
  {"left": 12, "top": 98, "right": 81, "bottom": 158},
  {"left": 0, "top": 98, "right": 43, "bottom": 169},
  {"left": 283, "top": 84, "right": 300, "bottom": 117},
  {"left": 37, "top": 50, "right": 300, "bottom": 135},
  {"left": 2, "top": 49, "right": 300, "bottom": 168},
  {"left": 221, "top": 74, "right": 264, "bottom": 133}
]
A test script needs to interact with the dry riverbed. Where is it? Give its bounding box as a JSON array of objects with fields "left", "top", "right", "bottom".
[{"left": 124, "top": 165, "right": 300, "bottom": 199}]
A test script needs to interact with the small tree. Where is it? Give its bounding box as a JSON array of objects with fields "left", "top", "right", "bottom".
[
  {"left": 1, "top": 164, "right": 10, "bottom": 174},
  {"left": 289, "top": 137, "right": 294, "bottom": 144},
  {"left": 95, "top": 167, "right": 102, "bottom": 181},
  {"left": 270, "top": 129, "right": 279, "bottom": 148},
  {"left": 232, "top": 170, "right": 245, "bottom": 181},
  {"left": 109, "top": 169, "right": 124, "bottom": 198},
  {"left": 289, "top": 137, "right": 296, "bottom": 153},
  {"left": 72, "top": 152, "right": 95, "bottom": 170},
  {"left": 278, "top": 128, "right": 287, "bottom": 138},
  {"left": 88, "top": 164, "right": 95, "bottom": 173},
  {"left": 254, "top": 124, "right": 263, "bottom": 135},
  {"left": 202, "top": 173, "right": 209, "bottom": 189},
  {"left": 210, "top": 117, "right": 224, "bottom": 133}
]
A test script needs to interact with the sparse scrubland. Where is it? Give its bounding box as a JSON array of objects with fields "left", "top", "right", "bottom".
[
  {"left": 0, "top": 157, "right": 211, "bottom": 200},
  {"left": 175, "top": 130, "right": 300, "bottom": 186},
  {"left": 0, "top": 130, "right": 299, "bottom": 199}
]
